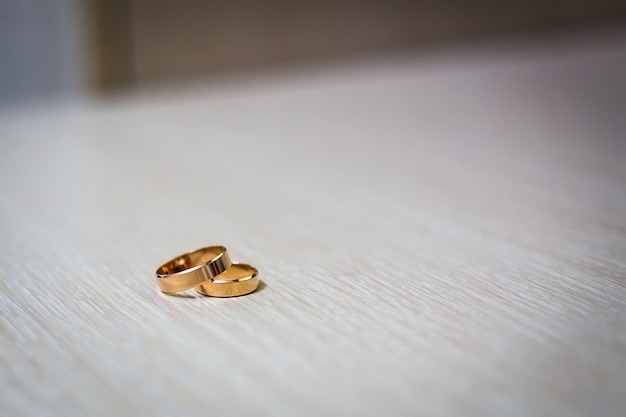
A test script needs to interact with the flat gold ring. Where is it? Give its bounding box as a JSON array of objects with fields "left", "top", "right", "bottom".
[
  {"left": 195, "top": 263, "right": 259, "bottom": 297},
  {"left": 155, "top": 246, "right": 231, "bottom": 293}
]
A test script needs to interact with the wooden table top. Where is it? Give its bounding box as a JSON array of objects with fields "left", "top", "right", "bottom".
[{"left": 1, "top": 31, "right": 625, "bottom": 417}]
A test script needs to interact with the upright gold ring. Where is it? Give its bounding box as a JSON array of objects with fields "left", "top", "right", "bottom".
[
  {"left": 196, "top": 263, "right": 259, "bottom": 297},
  {"left": 155, "top": 246, "right": 231, "bottom": 293}
]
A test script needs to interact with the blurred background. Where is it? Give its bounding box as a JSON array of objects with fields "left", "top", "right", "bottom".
[{"left": 1, "top": 0, "right": 625, "bottom": 103}]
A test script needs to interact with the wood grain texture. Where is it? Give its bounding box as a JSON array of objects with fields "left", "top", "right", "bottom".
[{"left": 1, "top": 31, "right": 625, "bottom": 417}]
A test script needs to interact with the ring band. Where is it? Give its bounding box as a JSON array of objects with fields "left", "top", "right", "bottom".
[
  {"left": 195, "top": 263, "right": 259, "bottom": 297},
  {"left": 155, "top": 246, "right": 231, "bottom": 293}
]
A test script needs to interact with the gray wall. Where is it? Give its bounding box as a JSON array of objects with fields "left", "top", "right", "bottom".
[{"left": 0, "top": 0, "right": 85, "bottom": 103}]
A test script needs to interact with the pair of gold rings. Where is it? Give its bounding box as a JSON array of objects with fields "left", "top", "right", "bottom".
[{"left": 155, "top": 246, "right": 259, "bottom": 297}]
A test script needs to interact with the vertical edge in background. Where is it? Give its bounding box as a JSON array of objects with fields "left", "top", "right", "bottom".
[{"left": 85, "top": 0, "right": 135, "bottom": 93}]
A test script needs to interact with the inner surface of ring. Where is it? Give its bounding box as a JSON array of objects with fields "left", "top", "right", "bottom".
[
  {"left": 157, "top": 247, "right": 222, "bottom": 275},
  {"left": 214, "top": 264, "right": 255, "bottom": 281}
]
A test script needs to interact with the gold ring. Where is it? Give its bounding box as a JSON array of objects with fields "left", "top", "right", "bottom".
[
  {"left": 195, "top": 263, "right": 259, "bottom": 297},
  {"left": 155, "top": 246, "right": 231, "bottom": 293}
]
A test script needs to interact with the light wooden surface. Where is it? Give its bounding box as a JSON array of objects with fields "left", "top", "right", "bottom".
[{"left": 1, "top": 31, "right": 625, "bottom": 417}]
